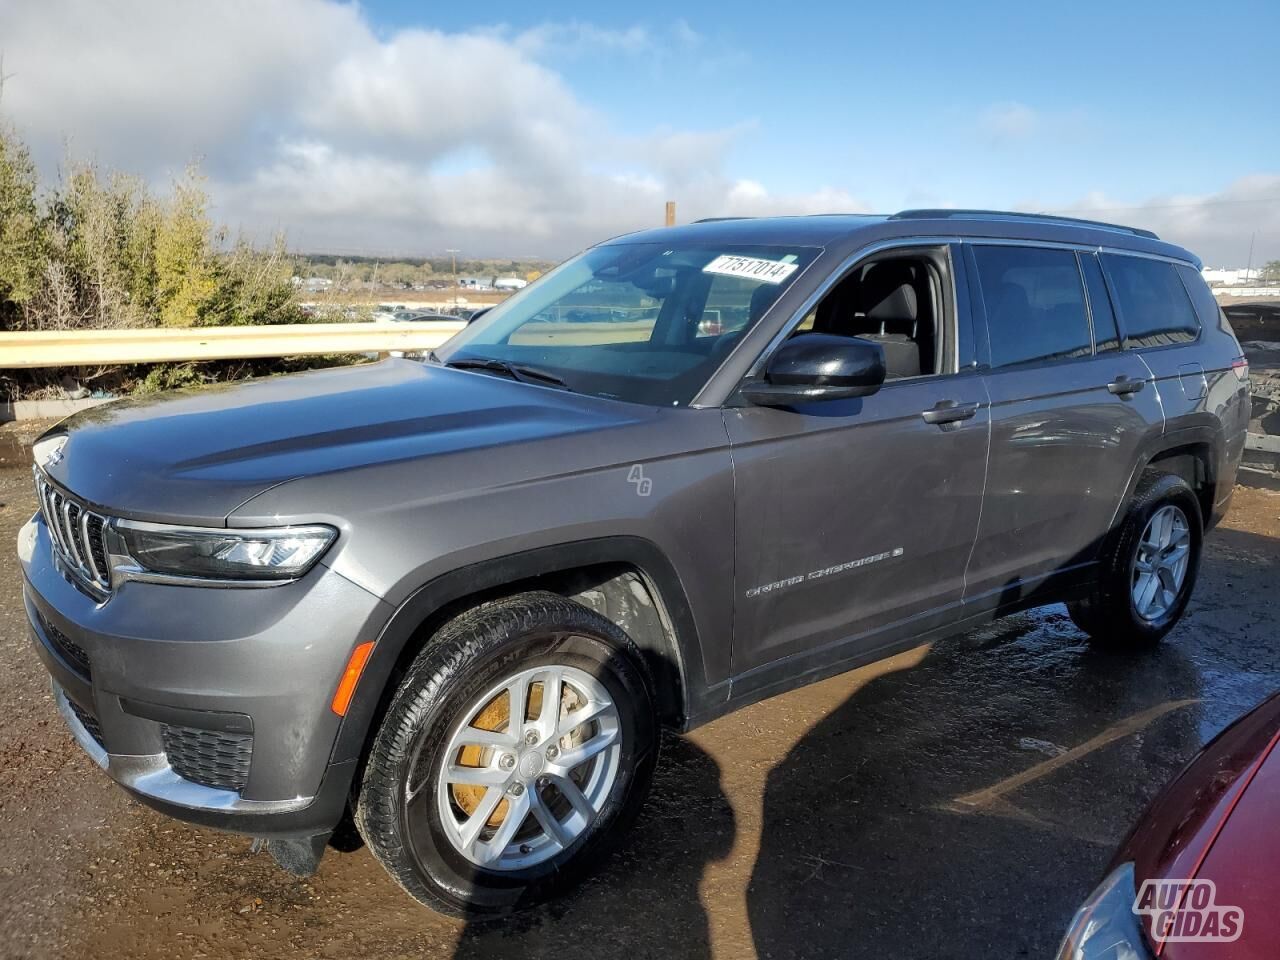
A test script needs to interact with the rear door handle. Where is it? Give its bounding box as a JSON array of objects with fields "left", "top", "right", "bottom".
[
  {"left": 921, "top": 400, "right": 980, "bottom": 425},
  {"left": 1107, "top": 376, "right": 1146, "bottom": 397}
]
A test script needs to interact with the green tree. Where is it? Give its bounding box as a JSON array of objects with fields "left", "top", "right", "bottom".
[
  {"left": 196, "top": 233, "right": 303, "bottom": 327},
  {"left": 0, "top": 123, "right": 44, "bottom": 325},
  {"left": 1261, "top": 260, "right": 1280, "bottom": 282},
  {"left": 153, "top": 166, "right": 215, "bottom": 327}
]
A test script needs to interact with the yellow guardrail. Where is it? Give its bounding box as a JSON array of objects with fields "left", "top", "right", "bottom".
[{"left": 0, "top": 321, "right": 467, "bottom": 368}]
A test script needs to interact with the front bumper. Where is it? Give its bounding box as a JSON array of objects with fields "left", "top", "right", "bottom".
[{"left": 19, "top": 513, "right": 390, "bottom": 838}]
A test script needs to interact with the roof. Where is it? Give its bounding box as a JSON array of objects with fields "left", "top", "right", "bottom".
[
  {"left": 609, "top": 214, "right": 887, "bottom": 248},
  {"left": 604, "top": 209, "right": 1199, "bottom": 266}
]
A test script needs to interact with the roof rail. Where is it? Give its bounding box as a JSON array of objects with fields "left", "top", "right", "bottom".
[
  {"left": 692, "top": 216, "right": 756, "bottom": 223},
  {"left": 889, "top": 208, "right": 1159, "bottom": 241}
]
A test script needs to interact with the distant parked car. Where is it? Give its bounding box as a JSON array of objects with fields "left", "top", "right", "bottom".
[
  {"left": 387, "top": 310, "right": 461, "bottom": 323},
  {"left": 1057, "top": 692, "right": 1280, "bottom": 958}
]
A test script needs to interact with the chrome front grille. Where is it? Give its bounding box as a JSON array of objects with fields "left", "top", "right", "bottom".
[{"left": 33, "top": 471, "right": 112, "bottom": 593}]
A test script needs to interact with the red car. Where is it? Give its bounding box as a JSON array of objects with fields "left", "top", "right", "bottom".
[{"left": 1058, "top": 692, "right": 1280, "bottom": 959}]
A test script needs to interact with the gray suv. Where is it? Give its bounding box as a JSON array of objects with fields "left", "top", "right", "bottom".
[{"left": 19, "top": 210, "right": 1251, "bottom": 916}]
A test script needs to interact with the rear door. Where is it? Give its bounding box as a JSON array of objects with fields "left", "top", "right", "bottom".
[
  {"left": 1100, "top": 253, "right": 1223, "bottom": 427},
  {"left": 725, "top": 244, "right": 989, "bottom": 691},
  {"left": 963, "top": 244, "right": 1163, "bottom": 605}
]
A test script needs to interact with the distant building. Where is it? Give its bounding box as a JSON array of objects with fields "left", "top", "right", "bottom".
[
  {"left": 1202, "top": 267, "right": 1262, "bottom": 286},
  {"left": 292, "top": 276, "right": 335, "bottom": 293}
]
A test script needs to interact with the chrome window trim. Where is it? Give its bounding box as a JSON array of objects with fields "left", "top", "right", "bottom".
[
  {"left": 960, "top": 238, "right": 1204, "bottom": 359},
  {"left": 716, "top": 234, "right": 1202, "bottom": 401}
]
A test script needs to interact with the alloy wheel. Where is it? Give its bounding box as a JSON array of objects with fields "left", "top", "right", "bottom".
[
  {"left": 1131, "top": 504, "right": 1192, "bottom": 622},
  {"left": 413, "top": 661, "right": 622, "bottom": 871}
]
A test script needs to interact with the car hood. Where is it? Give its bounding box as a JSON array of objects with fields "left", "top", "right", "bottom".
[
  {"left": 37, "top": 360, "right": 649, "bottom": 525},
  {"left": 1115, "top": 692, "right": 1280, "bottom": 957},
  {"left": 1176, "top": 731, "right": 1280, "bottom": 957}
]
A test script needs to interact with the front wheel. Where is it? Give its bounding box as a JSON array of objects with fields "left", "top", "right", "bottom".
[
  {"left": 1067, "top": 471, "right": 1203, "bottom": 649},
  {"left": 355, "top": 592, "right": 657, "bottom": 917}
]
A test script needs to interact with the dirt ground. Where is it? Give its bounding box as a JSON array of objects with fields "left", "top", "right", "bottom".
[{"left": 1, "top": 418, "right": 1278, "bottom": 959}]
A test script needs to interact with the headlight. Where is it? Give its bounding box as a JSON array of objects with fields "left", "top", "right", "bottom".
[
  {"left": 113, "top": 521, "right": 336, "bottom": 584},
  {"left": 1056, "top": 862, "right": 1153, "bottom": 960}
]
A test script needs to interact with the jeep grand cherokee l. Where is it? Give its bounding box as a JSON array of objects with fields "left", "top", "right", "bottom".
[{"left": 19, "top": 210, "right": 1250, "bottom": 916}]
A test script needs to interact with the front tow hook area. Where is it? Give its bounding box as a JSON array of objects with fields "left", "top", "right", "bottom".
[{"left": 258, "top": 833, "right": 332, "bottom": 877}]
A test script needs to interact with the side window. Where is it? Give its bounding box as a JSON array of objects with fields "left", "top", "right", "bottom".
[
  {"left": 1078, "top": 253, "right": 1121, "bottom": 353},
  {"left": 1174, "top": 263, "right": 1228, "bottom": 333},
  {"left": 1101, "top": 254, "right": 1200, "bottom": 348},
  {"left": 973, "top": 245, "right": 1092, "bottom": 367},
  {"left": 789, "top": 254, "right": 943, "bottom": 379}
]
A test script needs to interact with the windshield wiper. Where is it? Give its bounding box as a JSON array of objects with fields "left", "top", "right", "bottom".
[{"left": 444, "top": 357, "right": 572, "bottom": 390}]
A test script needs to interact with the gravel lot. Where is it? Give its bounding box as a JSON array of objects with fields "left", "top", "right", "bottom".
[{"left": 2, "top": 418, "right": 1278, "bottom": 960}]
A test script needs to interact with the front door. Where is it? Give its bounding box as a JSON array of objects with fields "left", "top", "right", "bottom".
[{"left": 724, "top": 245, "right": 988, "bottom": 693}]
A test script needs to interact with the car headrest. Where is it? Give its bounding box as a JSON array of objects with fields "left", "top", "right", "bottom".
[{"left": 861, "top": 262, "right": 919, "bottom": 322}]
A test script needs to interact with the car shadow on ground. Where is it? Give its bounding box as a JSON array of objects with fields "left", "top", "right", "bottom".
[
  {"left": 743, "top": 519, "right": 1280, "bottom": 960},
  {"left": 744, "top": 606, "right": 1211, "bottom": 959},
  {"left": 449, "top": 732, "right": 734, "bottom": 960},
  {"left": 444, "top": 524, "right": 1279, "bottom": 960}
]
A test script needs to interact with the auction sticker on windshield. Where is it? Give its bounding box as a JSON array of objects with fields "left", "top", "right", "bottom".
[{"left": 703, "top": 254, "right": 799, "bottom": 284}]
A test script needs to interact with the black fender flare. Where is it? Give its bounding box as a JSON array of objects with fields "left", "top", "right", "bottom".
[
  {"left": 328, "top": 536, "right": 710, "bottom": 774},
  {"left": 1111, "top": 423, "right": 1225, "bottom": 531}
]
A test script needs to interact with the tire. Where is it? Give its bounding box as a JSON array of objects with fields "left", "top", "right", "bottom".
[
  {"left": 1067, "top": 471, "right": 1204, "bottom": 650},
  {"left": 354, "top": 591, "right": 658, "bottom": 917}
]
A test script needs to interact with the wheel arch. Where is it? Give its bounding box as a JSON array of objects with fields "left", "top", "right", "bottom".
[
  {"left": 1115, "top": 427, "right": 1223, "bottom": 533},
  {"left": 329, "top": 537, "right": 707, "bottom": 777}
]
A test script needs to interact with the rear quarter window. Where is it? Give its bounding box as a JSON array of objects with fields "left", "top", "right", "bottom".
[
  {"left": 1174, "top": 263, "right": 1230, "bottom": 334},
  {"left": 1102, "top": 254, "right": 1200, "bottom": 348}
]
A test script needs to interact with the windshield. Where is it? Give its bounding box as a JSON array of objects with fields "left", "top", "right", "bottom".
[{"left": 434, "top": 241, "right": 820, "bottom": 405}]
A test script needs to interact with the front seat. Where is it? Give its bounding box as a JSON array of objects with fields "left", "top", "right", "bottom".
[{"left": 857, "top": 262, "right": 922, "bottom": 379}]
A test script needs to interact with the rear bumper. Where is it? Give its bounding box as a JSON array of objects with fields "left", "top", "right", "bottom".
[{"left": 19, "top": 513, "right": 390, "bottom": 838}]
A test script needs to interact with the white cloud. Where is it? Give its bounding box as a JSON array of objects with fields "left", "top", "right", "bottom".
[
  {"left": 1049, "top": 175, "right": 1280, "bottom": 266},
  {"left": 2, "top": 3, "right": 1271, "bottom": 264},
  {"left": 511, "top": 21, "right": 654, "bottom": 58},
  {"left": 0, "top": 0, "right": 849, "bottom": 257},
  {"left": 979, "top": 101, "right": 1039, "bottom": 141}
]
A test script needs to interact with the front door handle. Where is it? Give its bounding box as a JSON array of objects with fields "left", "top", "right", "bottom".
[
  {"left": 921, "top": 400, "right": 980, "bottom": 425},
  {"left": 1107, "top": 376, "right": 1146, "bottom": 397}
]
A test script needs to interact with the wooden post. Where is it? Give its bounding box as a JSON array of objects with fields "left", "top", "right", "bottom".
[{"left": 665, "top": 201, "right": 676, "bottom": 227}]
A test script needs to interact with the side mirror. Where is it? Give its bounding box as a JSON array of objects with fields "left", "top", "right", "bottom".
[{"left": 740, "top": 333, "right": 886, "bottom": 406}]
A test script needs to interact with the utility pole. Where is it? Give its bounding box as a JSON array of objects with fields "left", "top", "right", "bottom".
[
  {"left": 1246, "top": 232, "right": 1256, "bottom": 282},
  {"left": 446, "top": 249, "right": 460, "bottom": 306},
  {"left": 665, "top": 201, "right": 676, "bottom": 227}
]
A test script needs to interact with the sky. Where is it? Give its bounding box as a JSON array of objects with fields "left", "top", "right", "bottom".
[{"left": 1, "top": 0, "right": 1278, "bottom": 265}]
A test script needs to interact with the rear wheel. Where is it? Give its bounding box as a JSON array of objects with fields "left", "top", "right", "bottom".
[
  {"left": 355, "top": 592, "right": 657, "bottom": 916},
  {"left": 1067, "top": 472, "right": 1203, "bottom": 649}
]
